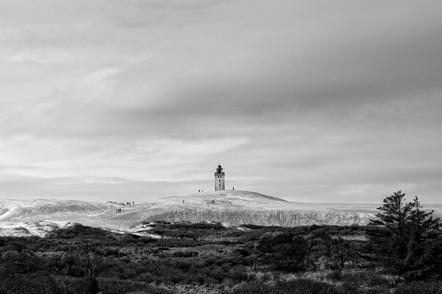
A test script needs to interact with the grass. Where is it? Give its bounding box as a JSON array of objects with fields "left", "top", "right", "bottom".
[{"left": 0, "top": 222, "right": 440, "bottom": 293}]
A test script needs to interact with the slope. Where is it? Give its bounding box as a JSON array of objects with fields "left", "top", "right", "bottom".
[
  {"left": 103, "top": 190, "right": 380, "bottom": 228},
  {"left": 0, "top": 199, "right": 117, "bottom": 222},
  {"left": 2, "top": 191, "right": 440, "bottom": 236}
]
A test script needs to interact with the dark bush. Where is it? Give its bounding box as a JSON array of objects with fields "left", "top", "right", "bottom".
[
  {"left": 231, "top": 279, "right": 340, "bottom": 294},
  {"left": 173, "top": 251, "right": 199, "bottom": 257},
  {"left": 394, "top": 281, "right": 442, "bottom": 294},
  {"left": 99, "top": 278, "right": 173, "bottom": 293},
  {"left": 324, "top": 237, "right": 356, "bottom": 269},
  {"left": 326, "top": 270, "right": 342, "bottom": 281},
  {"left": 0, "top": 269, "right": 58, "bottom": 294},
  {"left": 229, "top": 280, "right": 274, "bottom": 294},
  {"left": 258, "top": 234, "right": 312, "bottom": 272}
]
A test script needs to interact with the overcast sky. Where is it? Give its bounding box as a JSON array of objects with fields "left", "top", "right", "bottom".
[{"left": 1, "top": 0, "right": 441, "bottom": 204}]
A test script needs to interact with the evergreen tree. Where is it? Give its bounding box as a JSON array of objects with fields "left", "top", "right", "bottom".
[{"left": 368, "top": 191, "right": 442, "bottom": 279}]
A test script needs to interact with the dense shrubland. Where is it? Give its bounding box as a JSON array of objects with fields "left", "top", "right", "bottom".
[{"left": 0, "top": 191, "right": 441, "bottom": 294}]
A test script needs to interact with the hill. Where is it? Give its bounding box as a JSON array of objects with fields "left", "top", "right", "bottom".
[
  {"left": 119, "top": 190, "right": 379, "bottom": 228},
  {"left": 2, "top": 190, "right": 441, "bottom": 237},
  {"left": 0, "top": 199, "right": 117, "bottom": 237},
  {"left": 0, "top": 198, "right": 116, "bottom": 221}
]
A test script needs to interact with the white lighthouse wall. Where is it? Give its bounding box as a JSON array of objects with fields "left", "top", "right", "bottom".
[{"left": 215, "top": 175, "right": 225, "bottom": 191}]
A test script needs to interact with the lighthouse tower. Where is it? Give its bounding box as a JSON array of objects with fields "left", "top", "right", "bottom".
[{"left": 214, "top": 164, "right": 225, "bottom": 191}]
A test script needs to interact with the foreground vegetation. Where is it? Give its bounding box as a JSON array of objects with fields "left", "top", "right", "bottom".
[{"left": 0, "top": 191, "right": 441, "bottom": 294}]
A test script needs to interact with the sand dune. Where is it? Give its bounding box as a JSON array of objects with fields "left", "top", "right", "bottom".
[{"left": 1, "top": 191, "right": 440, "bottom": 237}]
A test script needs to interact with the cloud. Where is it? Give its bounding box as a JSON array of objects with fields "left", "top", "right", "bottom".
[
  {"left": 0, "top": 173, "right": 199, "bottom": 201},
  {"left": 0, "top": 1, "right": 441, "bottom": 203},
  {"left": 110, "top": 0, "right": 233, "bottom": 11}
]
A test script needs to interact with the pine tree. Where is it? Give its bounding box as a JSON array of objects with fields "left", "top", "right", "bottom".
[
  {"left": 368, "top": 191, "right": 442, "bottom": 279},
  {"left": 403, "top": 197, "right": 441, "bottom": 279}
]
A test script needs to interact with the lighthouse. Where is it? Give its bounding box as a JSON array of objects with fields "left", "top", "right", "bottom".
[{"left": 214, "top": 164, "right": 225, "bottom": 191}]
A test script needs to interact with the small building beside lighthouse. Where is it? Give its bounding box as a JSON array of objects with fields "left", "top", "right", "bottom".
[{"left": 214, "top": 164, "right": 225, "bottom": 191}]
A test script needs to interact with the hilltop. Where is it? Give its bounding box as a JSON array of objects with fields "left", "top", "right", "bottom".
[{"left": 150, "top": 190, "right": 289, "bottom": 210}]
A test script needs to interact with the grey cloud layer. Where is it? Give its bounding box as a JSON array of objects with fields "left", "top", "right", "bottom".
[{"left": 0, "top": 0, "right": 441, "bottom": 202}]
